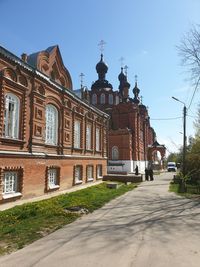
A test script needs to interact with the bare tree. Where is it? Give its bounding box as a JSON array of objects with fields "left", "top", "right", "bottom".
[{"left": 178, "top": 24, "right": 200, "bottom": 92}]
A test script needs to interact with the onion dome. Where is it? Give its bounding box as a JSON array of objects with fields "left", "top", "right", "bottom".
[
  {"left": 91, "top": 53, "right": 113, "bottom": 90},
  {"left": 96, "top": 54, "right": 108, "bottom": 79},
  {"left": 132, "top": 81, "right": 140, "bottom": 104},
  {"left": 118, "top": 67, "right": 126, "bottom": 82},
  {"left": 118, "top": 67, "right": 130, "bottom": 95}
]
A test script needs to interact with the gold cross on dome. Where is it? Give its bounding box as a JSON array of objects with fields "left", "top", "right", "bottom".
[
  {"left": 124, "top": 65, "right": 128, "bottom": 76},
  {"left": 98, "top": 40, "right": 106, "bottom": 53},
  {"left": 135, "top": 75, "right": 138, "bottom": 82},
  {"left": 119, "top": 56, "right": 125, "bottom": 68}
]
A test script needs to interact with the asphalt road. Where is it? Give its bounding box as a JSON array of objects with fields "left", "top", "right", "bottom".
[{"left": 0, "top": 172, "right": 200, "bottom": 267}]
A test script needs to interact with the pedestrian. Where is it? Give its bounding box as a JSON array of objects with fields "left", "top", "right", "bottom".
[
  {"left": 149, "top": 168, "right": 154, "bottom": 181},
  {"left": 145, "top": 168, "right": 149, "bottom": 181},
  {"left": 135, "top": 165, "right": 139, "bottom": 175}
]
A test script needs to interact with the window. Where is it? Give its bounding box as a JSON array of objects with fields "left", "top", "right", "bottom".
[
  {"left": 74, "top": 165, "right": 82, "bottom": 184},
  {"left": 86, "top": 124, "right": 92, "bottom": 150},
  {"left": 74, "top": 120, "right": 81, "bottom": 148},
  {"left": 45, "top": 105, "right": 58, "bottom": 145},
  {"left": 96, "top": 165, "right": 103, "bottom": 179},
  {"left": 87, "top": 165, "right": 94, "bottom": 181},
  {"left": 115, "top": 95, "right": 119, "bottom": 105},
  {"left": 4, "top": 93, "right": 20, "bottom": 139},
  {"left": 109, "top": 94, "right": 113, "bottom": 104},
  {"left": 92, "top": 94, "right": 97, "bottom": 104},
  {"left": 2, "top": 171, "right": 22, "bottom": 199},
  {"left": 100, "top": 93, "right": 105, "bottom": 104},
  {"left": 112, "top": 146, "right": 119, "bottom": 160},
  {"left": 96, "top": 127, "right": 100, "bottom": 151},
  {"left": 48, "top": 168, "right": 59, "bottom": 189}
]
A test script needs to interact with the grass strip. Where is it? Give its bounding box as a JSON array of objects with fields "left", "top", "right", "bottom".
[{"left": 0, "top": 182, "right": 138, "bottom": 256}]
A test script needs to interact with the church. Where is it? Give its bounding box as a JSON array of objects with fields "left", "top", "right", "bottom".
[
  {"left": 0, "top": 44, "right": 165, "bottom": 204},
  {"left": 81, "top": 51, "right": 165, "bottom": 174},
  {"left": 0, "top": 45, "right": 109, "bottom": 203}
]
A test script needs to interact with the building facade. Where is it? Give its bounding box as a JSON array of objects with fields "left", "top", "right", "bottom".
[
  {"left": 88, "top": 54, "right": 159, "bottom": 174},
  {"left": 0, "top": 46, "right": 109, "bottom": 203}
]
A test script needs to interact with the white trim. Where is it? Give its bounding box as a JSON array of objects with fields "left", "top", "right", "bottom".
[
  {"left": 2, "top": 192, "right": 22, "bottom": 199},
  {"left": 87, "top": 178, "right": 94, "bottom": 182},
  {"left": 48, "top": 185, "right": 60, "bottom": 190},
  {"left": 74, "top": 180, "right": 82, "bottom": 185}
]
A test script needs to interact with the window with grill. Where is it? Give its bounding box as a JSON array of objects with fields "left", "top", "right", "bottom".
[
  {"left": 97, "top": 165, "right": 103, "bottom": 179},
  {"left": 4, "top": 93, "right": 20, "bottom": 139},
  {"left": 87, "top": 166, "right": 94, "bottom": 181},
  {"left": 74, "top": 165, "right": 82, "bottom": 184},
  {"left": 74, "top": 120, "right": 81, "bottom": 148},
  {"left": 45, "top": 105, "right": 58, "bottom": 145},
  {"left": 96, "top": 127, "right": 100, "bottom": 151},
  {"left": 3, "top": 171, "right": 18, "bottom": 194},
  {"left": 47, "top": 168, "right": 59, "bottom": 189},
  {"left": 86, "top": 124, "right": 92, "bottom": 150}
]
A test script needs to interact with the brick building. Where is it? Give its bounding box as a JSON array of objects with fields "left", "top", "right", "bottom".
[
  {"left": 87, "top": 53, "right": 162, "bottom": 174},
  {"left": 0, "top": 45, "right": 109, "bottom": 203}
]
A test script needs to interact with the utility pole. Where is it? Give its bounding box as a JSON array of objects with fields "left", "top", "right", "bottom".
[
  {"left": 172, "top": 96, "right": 187, "bottom": 177},
  {"left": 183, "top": 105, "right": 187, "bottom": 177}
]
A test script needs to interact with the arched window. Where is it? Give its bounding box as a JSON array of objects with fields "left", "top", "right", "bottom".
[
  {"left": 100, "top": 93, "right": 105, "bottom": 104},
  {"left": 92, "top": 94, "right": 97, "bottom": 105},
  {"left": 112, "top": 146, "right": 119, "bottom": 160},
  {"left": 45, "top": 104, "right": 58, "bottom": 145},
  {"left": 115, "top": 95, "right": 119, "bottom": 105},
  {"left": 4, "top": 93, "right": 20, "bottom": 139},
  {"left": 109, "top": 94, "right": 113, "bottom": 104}
]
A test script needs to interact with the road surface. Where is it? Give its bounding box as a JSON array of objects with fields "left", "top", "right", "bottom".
[{"left": 0, "top": 172, "right": 200, "bottom": 267}]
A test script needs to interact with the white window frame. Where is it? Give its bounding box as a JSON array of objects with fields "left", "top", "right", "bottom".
[
  {"left": 86, "top": 124, "right": 92, "bottom": 150},
  {"left": 48, "top": 168, "right": 59, "bottom": 189},
  {"left": 97, "top": 165, "right": 103, "bottom": 179},
  {"left": 74, "top": 120, "right": 81, "bottom": 148},
  {"left": 92, "top": 94, "right": 97, "bottom": 105},
  {"left": 112, "top": 146, "right": 119, "bottom": 160},
  {"left": 96, "top": 127, "right": 100, "bottom": 151},
  {"left": 45, "top": 104, "right": 58, "bottom": 145},
  {"left": 74, "top": 166, "right": 82, "bottom": 184},
  {"left": 109, "top": 94, "right": 113, "bottom": 104},
  {"left": 87, "top": 165, "right": 94, "bottom": 181},
  {"left": 2, "top": 171, "right": 22, "bottom": 199},
  {"left": 100, "top": 93, "right": 105, "bottom": 104},
  {"left": 4, "top": 93, "right": 20, "bottom": 139}
]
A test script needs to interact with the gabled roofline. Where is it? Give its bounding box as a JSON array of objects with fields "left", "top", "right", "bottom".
[{"left": 0, "top": 45, "right": 109, "bottom": 118}]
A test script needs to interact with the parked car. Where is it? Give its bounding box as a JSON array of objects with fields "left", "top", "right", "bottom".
[{"left": 167, "top": 162, "right": 177, "bottom": 172}]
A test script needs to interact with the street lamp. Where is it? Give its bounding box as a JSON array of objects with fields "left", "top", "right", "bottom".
[{"left": 172, "top": 96, "right": 187, "bottom": 177}]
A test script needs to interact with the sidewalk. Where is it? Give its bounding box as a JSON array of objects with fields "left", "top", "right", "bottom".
[{"left": 0, "top": 180, "right": 103, "bottom": 211}]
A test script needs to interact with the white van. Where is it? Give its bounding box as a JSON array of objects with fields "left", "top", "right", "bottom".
[{"left": 167, "top": 162, "right": 177, "bottom": 172}]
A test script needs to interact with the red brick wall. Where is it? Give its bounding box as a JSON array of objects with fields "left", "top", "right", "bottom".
[{"left": 0, "top": 156, "right": 107, "bottom": 202}]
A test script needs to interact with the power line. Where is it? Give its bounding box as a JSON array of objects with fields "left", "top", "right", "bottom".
[
  {"left": 187, "top": 76, "right": 200, "bottom": 111},
  {"left": 151, "top": 116, "right": 182, "bottom": 121}
]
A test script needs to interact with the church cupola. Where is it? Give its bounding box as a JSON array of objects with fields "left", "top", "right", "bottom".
[
  {"left": 132, "top": 75, "right": 140, "bottom": 104},
  {"left": 118, "top": 67, "right": 130, "bottom": 101},
  {"left": 96, "top": 54, "right": 108, "bottom": 80},
  {"left": 91, "top": 53, "right": 113, "bottom": 91}
]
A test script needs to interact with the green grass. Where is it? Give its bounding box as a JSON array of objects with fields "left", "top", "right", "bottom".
[
  {"left": 0, "top": 182, "right": 138, "bottom": 256},
  {"left": 169, "top": 181, "right": 200, "bottom": 198}
]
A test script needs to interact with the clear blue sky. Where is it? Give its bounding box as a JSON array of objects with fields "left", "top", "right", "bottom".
[{"left": 1, "top": 0, "right": 200, "bottom": 154}]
